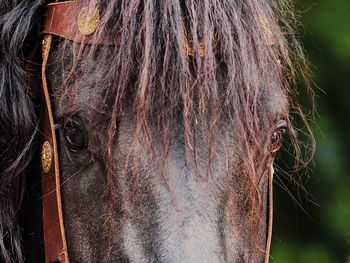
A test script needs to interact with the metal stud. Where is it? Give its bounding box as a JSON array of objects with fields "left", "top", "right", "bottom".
[
  {"left": 77, "top": 7, "right": 100, "bottom": 36},
  {"left": 183, "top": 39, "right": 206, "bottom": 57},
  {"left": 41, "top": 141, "right": 52, "bottom": 173}
]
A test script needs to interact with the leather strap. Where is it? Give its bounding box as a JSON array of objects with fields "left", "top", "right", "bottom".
[
  {"left": 264, "top": 164, "right": 274, "bottom": 263},
  {"left": 40, "top": 1, "right": 114, "bottom": 261},
  {"left": 42, "top": 1, "right": 114, "bottom": 45},
  {"left": 41, "top": 34, "right": 69, "bottom": 263}
]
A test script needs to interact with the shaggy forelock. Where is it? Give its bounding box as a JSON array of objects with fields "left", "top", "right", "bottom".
[{"left": 52, "top": 0, "right": 310, "bottom": 247}]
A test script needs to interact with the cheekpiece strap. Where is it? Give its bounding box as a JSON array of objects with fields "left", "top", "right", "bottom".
[{"left": 41, "top": 34, "right": 69, "bottom": 263}]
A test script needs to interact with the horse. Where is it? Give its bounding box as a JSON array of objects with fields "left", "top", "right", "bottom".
[{"left": 0, "top": 0, "right": 313, "bottom": 262}]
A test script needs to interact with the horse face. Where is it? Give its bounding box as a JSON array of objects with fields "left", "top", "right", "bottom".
[{"left": 46, "top": 43, "right": 288, "bottom": 262}]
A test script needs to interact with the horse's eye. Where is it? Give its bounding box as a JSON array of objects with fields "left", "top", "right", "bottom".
[
  {"left": 269, "top": 127, "right": 287, "bottom": 153},
  {"left": 63, "top": 120, "right": 87, "bottom": 152}
]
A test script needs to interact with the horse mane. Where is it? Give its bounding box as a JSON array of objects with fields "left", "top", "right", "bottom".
[
  {"left": 1, "top": 1, "right": 46, "bottom": 262},
  {"left": 0, "top": 0, "right": 314, "bottom": 262}
]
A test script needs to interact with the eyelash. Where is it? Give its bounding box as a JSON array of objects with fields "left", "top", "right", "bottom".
[
  {"left": 269, "top": 126, "right": 288, "bottom": 154},
  {"left": 61, "top": 117, "right": 87, "bottom": 152}
]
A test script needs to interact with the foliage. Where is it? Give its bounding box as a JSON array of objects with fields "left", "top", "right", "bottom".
[{"left": 272, "top": 0, "right": 350, "bottom": 261}]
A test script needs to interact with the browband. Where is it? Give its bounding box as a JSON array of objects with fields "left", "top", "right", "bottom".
[
  {"left": 42, "top": 1, "right": 211, "bottom": 55},
  {"left": 43, "top": 1, "right": 113, "bottom": 45}
]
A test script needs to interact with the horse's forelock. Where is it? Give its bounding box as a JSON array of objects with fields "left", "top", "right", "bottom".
[{"left": 52, "top": 0, "right": 313, "bottom": 242}]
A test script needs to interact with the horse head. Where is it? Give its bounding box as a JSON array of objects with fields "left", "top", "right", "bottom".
[{"left": 0, "top": 0, "right": 313, "bottom": 262}]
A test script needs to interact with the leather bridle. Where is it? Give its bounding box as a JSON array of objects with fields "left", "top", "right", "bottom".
[
  {"left": 39, "top": 1, "right": 274, "bottom": 262},
  {"left": 265, "top": 164, "right": 274, "bottom": 263},
  {"left": 40, "top": 2, "right": 109, "bottom": 262}
]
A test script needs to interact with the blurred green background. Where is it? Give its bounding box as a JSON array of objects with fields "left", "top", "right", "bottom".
[{"left": 272, "top": 0, "right": 350, "bottom": 262}]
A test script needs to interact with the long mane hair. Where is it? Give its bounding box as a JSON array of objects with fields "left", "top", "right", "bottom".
[{"left": 1, "top": 0, "right": 313, "bottom": 262}]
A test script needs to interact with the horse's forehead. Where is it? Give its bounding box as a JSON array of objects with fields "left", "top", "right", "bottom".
[
  {"left": 274, "top": 93, "right": 288, "bottom": 116},
  {"left": 55, "top": 75, "right": 289, "bottom": 115},
  {"left": 265, "top": 85, "right": 288, "bottom": 118},
  {"left": 49, "top": 49, "right": 289, "bottom": 120}
]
